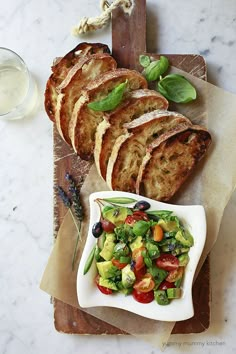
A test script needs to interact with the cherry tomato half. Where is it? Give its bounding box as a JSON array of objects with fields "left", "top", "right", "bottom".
[
  {"left": 132, "top": 289, "right": 154, "bottom": 303},
  {"left": 156, "top": 253, "right": 179, "bottom": 271},
  {"left": 132, "top": 247, "right": 146, "bottom": 271},
  {"left": 166, "top": 266, "right": 184, "bottom": 283},
  {"left": 125, "top": 211, "right": 149, "bottom": 226},
  {"left": 95, "top": 275, "right": 113, "bottom": 295},
  {"left": 101, "top": 219, "right": 115, "bottom": 233},
  {"left": 152, "top": 224, "right": 164, "bottom": 242},
  {"left": 132, "top": 211, "right": 149, "bottom": 221},
  {"left": 158, "top": 280, "right": 176, "bottom": 290},
  {"left": 133, "top": 275, "right": 155, "bottom": 293},
  {"left": 112, "top": 258, "right": 128, "bottom": 270},
  {"left": 134, "top": 266, "right": 147, "bottom": 280}
]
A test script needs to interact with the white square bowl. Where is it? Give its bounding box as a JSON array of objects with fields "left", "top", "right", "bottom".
[{"left": 77, "top": 191, "right": 206, "bottom": 321}]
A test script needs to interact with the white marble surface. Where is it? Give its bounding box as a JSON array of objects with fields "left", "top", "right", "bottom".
[{"left": 0, "top": 0, "right": 236, "bottom": 353}]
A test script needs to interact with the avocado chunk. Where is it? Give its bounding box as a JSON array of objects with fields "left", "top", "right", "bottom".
[
  {"left": 97, "top": 261, "right": 116, "bottom": 279},
  {"left": 121, "top": 264, "right": 136, "bottom": 288},
  {"left": 129, "top": 236, "right": 144, "bottom": 252},
  {"left": 167, "top": 288, "right": 181, "bottom": 299},
  {"left": 178, "top": 253, "right": 190, "bottom": 266},
  {"left": 103, "top": 207, "right": 128, "bottom": 226},
  {"left": 174, "top": 277, "right": 182, "bottom": 288},
  {"left": 99, "top": 277, "right": 117, "bottom": 291},
  {"left": 154, "top": 290, "right": 170, "bottom": 305},
  {"left": 158, "top": 219, "right": 178, "bottom": 232},
  {"left": 113, "top": 242, "right": 129, "bottom": 259},
  {"left": 99, "top": 233, "right": 116, "bottom": 261},
  {"left": 146, "top": 242, "right": 160, "bottom": 259},
  {"left": 175, "top": 229, "right": 194, "bottom": 247},
  {"left": 148, "top": 266, "right": 168, "bottom": 289}
]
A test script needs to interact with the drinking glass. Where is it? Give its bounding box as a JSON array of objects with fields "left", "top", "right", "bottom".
[{"left": 0, "top": 47, "right": 38, "bottom": 120}]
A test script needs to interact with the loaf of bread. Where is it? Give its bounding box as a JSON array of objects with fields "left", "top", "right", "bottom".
[
  {"left": 136, "top": 125, "right": 212, "bottom": 201},
  {"left": 106, "top": 110, "right": 192, "bottom": 193},
  {"left": 44, "top": 42, "right": 110, "bottom": 122},
  {"left": 69, "top": 68, "right": 148, "bottom": 160},
  {"left": 94, "top": 89, "right": 168, "bottom": 179},
  {"left": 55, "top": 53, "right": 117, "bottom": 144}
]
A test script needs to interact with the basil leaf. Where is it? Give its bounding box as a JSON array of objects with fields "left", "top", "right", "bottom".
[
  {"left": 157, "top": 74, "right": 197, "bottom": 103},
  {"left": 139, "top": 55, "right": 151, "bottom": 68},
  {"left": 144, "top": 56, "right": 169, "bottom": 81},
  {"left": 88, "top": 80, "right": 128, "bottom": 111}
]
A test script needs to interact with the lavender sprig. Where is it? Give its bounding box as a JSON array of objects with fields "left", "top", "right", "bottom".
[
  {"left": 56, "top": 177, "right": 83, "bottom": 271},
  {"left": 65, "top": 173, "right": 84, "bottom": 270},
  {"left": 65, "top": 173, "right": 83, "bottom": 222},
  {"left": 56, "top": 186, "right": 71, "bottom": 208}
]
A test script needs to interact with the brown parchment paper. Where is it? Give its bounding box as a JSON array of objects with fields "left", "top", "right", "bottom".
[{"left": 40, "top": 67, "right": 236, "bottom": 350}]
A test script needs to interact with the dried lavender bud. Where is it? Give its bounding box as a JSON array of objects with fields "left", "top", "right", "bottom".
[
  {"left": 56, "top": 186, "right": 71, "bottom": 208},
  {"left": 65, "top": 173, "right": 83, "bottom": 222}
]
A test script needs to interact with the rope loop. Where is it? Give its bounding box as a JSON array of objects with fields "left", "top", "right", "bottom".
[{"left": 72, "top": 0, "right": 133, "bottom": 36}]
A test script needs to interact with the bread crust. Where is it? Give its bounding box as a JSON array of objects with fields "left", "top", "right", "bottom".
[
  {"left": 106, "top": 111, "right": 192, "bottom": 192},
  {"left": 136, "top": 125, "right": 212, "bottom": 201},
  {"left": 69, "top": 69, "right": 148, "bottom": 160},
  {"left": 55, "top": 53, "right": 117, "bottom": 144},
  {"left": 94, "top": 89, "right": 169, "bottom": 179},
  {"left": 44, "top": 42, "right": 110, "bottom": 122}
]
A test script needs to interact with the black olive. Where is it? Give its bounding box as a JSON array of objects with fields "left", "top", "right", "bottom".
[
  {"left": 92, "top": 221, "right": 103, "bottom": 238},
  {"left": 134, "top": 200, "right": 151, "bottom": 211}
]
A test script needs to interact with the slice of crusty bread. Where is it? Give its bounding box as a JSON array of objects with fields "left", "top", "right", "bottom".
[
  {"left": 69, "top": 68, "right": 148, "bottom": 160},
  {"left": 106, "top": 111, "right": 192, "bottom": 192},
  {"left": 55, "top": 53, "right": 117, "bottom": 144},
  {"left": 44, "top": 42, "right": 110, "bottom": 122},
  {"left": 94, "top": 89, "right": 169, "bottom": 180},
  {"left": 136, "top": 125, "right": 212, "bottom": 201}
]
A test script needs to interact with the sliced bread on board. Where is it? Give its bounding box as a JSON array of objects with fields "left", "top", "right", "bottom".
[
  {"left": 94, "top": 89, "right": 168, "bottom": 179},
  {"left": 69, "top": 68, "right": 148, "bottom": 160},
  {"left": 44, "top": 42, "right": 110, "bottom": 121},
  {"left": 136, "top": 125, "right": 212, "bottom": 201},
  {"left": 55, "top": 53, "right": 117, "bottom": 144},
  {"left": 106, "top": 110, "right": 192, "bottom": 193}
]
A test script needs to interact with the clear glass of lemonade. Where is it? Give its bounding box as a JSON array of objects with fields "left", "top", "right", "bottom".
[{"left": 0, "top": 47, "right": 38, "bottom": 120}]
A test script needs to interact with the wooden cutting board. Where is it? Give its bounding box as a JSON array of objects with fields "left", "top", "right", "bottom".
[{"left": 53, "top": 0, "right": 210, "bottom": 335}]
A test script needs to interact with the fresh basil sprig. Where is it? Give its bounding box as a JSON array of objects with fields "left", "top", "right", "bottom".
[
  {"left": 88, "top": 80, "right": 128, "bottom": 112},
  {"left": 139, "top": 55, "right": 151, "bottom": 68},
  {"left": 139, "top": 54, "right": 197, "bottom": 103},
  {"left": 158, "top": 74, "right": 197, "bottom": 103},
  {"left": 144, "top": 56, "right": 169, "bottom": 82}
]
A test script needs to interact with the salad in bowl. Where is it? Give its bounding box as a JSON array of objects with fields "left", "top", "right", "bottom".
[{"left": 77, "top": 191, "right": 206, "bottom": 321}]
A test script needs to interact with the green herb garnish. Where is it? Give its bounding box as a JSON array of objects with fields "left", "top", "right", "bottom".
[
  {"left": 157, "top": 74, "right": 197, "bottom": 103},
  {"left": 139, "top": 54, "right": 197, "bottom": 103},
  {"left": 144, "top": 56, "right": 169, "bottom": 81},
  {"left": 88, "top": 80, "right": 128, "bottom": 112}
]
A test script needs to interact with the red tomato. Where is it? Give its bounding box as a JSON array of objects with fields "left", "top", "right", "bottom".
[
  {"left": 133, "top": 275, "right": 155, "bottom": 293},
  {"left": 132, "top": 247, "right": 146, "bottom": 270},
  {"left": 112, "top": 258, "right": 128, "bottom": 270},
  {"left": 132, "top": 211, "right": 149, "bottom": 221},
  {"left": 95, "top": 275, "right": 113, "bottom": 295},
  {"left": 101, "top": 219, "right": 115, "bottom": 233},
  {"left": 125, "top": 211, "right": 149, "bottom": 226},
  {"left": 125, "top": 215, "right": 136, "bottom": 226},
  {"left": 159, "top": 280, "right": 176, "bottom": 290},
  {"left": 134, "top": 266, "right": 147, "bottom": 279},
  {"left": 156, "top": 254, "right": 179, "bottom": 271},
  {"left": 132, "top": 289, "right": 154, "bottom": 303},
  {"left": 166, "top": 266, "right": 184, "bottom": 283}
]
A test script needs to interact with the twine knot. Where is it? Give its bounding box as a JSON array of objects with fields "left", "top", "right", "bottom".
[{"left": 72, "top": 0, "right": 133, "bottom": 36}]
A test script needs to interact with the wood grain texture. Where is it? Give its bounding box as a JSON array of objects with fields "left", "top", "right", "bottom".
[{"left": 53, "top": 0, "right": 210, "bottom": 335}]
